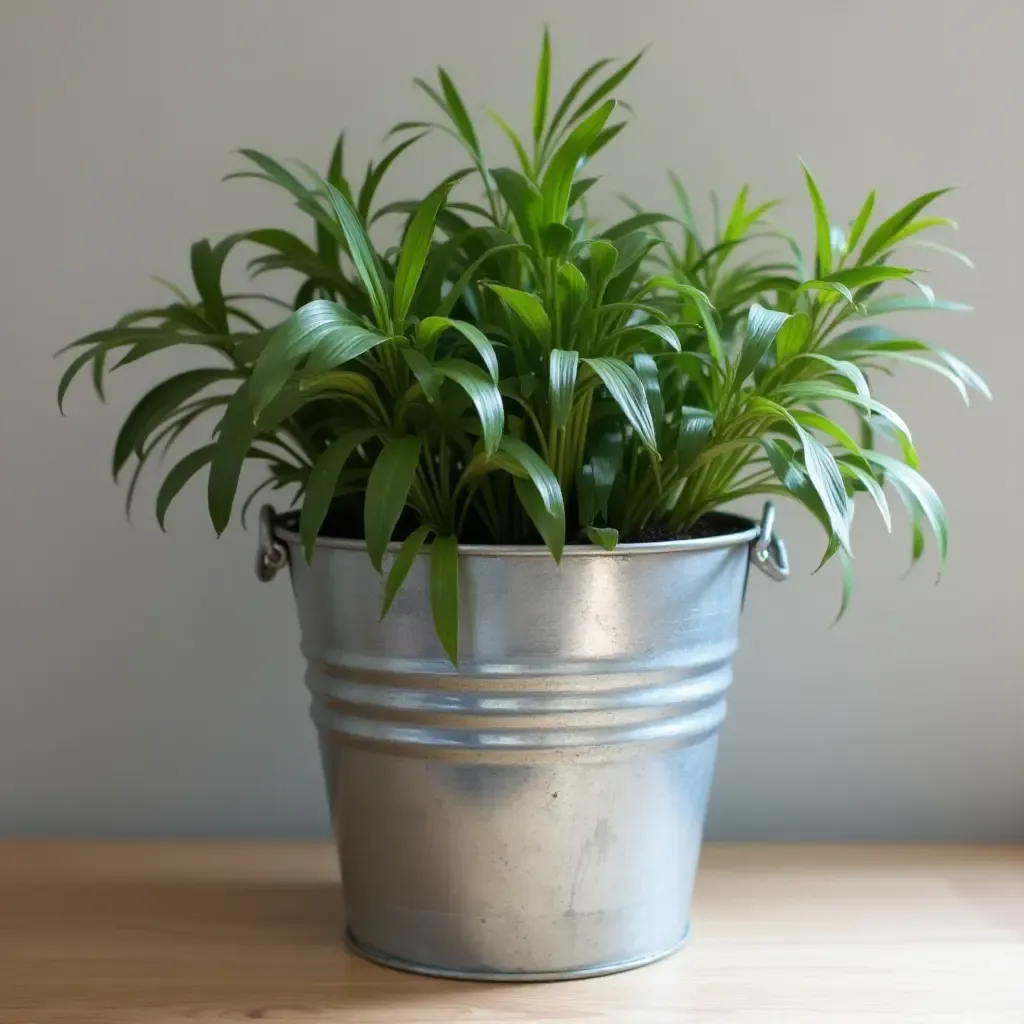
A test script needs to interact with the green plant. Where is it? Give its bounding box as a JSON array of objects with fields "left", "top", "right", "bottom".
[{"left": 58, "top": 31, "right": 987, "bottom": 661}]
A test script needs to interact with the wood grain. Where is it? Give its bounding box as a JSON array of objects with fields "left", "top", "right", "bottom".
[{"left": 1, "top": 842, "right": 1021, "bottom": 1023}]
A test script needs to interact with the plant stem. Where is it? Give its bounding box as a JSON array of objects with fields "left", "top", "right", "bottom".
[
  {"left": 421, "top": 445, "right": 446, "bottom": 527},
  {"left": 411, "top": 476, "right": 443, "bottom": 530},
  {"left": 439, "top": 435, "right": 451, "bottom": 530}
]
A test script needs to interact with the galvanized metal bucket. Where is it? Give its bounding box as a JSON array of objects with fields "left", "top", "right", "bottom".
[{"left": 256, "top": 504, "right": 787, "bottom": 981}]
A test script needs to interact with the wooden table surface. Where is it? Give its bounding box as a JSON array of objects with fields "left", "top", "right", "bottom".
[{"left": 1, "top": 842, "right": 1022, "bottom": 1023}]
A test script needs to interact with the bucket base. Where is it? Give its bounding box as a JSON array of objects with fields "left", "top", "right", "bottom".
[{"left": 345, "top": 924, "right": 690, "bottom": 982}]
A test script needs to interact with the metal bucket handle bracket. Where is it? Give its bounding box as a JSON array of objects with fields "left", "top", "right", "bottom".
[
  {"left": 750, "top": 501, "right": 789, "bottom": 582},
  {"left": 256, "top": 505, "right": 288, "bottom": 582}
]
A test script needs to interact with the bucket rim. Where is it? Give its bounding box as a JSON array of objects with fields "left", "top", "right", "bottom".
[{"left": 273, "top": 509, "right": 760, "bottom": 558}]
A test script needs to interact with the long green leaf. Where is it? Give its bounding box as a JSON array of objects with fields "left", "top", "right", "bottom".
[
  {"left": 498, "top": 435, "right": 563, "bottom": 517},
  {"left": 632, "top": 353, "right": 664, "bottom": 431},
  {"left": 936, "top": 349, "right": 990, "bottom": 399},
  {"left": 822, "top": 266, "right": 914, "bottom": 290},
  {"left": 190, "top": 237, "right": 237, "bottom": 334},
  {"left": 783, "top": 352, "right": 871, "bottom": 403},
  {"left": 156, "top": 444, "right": 215, "bottom": 530},
  {"left": 298, "top": 371, "right": 383, "bottom": 418},
  {"left": 873, "top": 356, "right": 972, "bottom": 406},
  {"left": 364, "top": 436, "right": 423, "bottom": 572},
  {"left": 402, "top": 348, "right": 442, "bottom": 405},
  {"left": 393, "top": 178, "right": 458, "bottom": 328},
  {"left": 585, "top": 424, "right": 624, "bottom": 521},
  {"left": 542, "top": 222, "right": 574, "bottom": 260},
  {"left": 300, "top": 428, "right": 376, "bottom": 560},
  {"left": 113, "top": 369, "right": 234, "bottom": 479},
  {"left": 58, "top": 348, "right": 102, "bottom": 412},
  {"left": 532, "top": 28, "right": 552, "bottom": 148},
  {"left": 838, "top": 459, "right": 892, "bottom": 532},
  {"left": 897, "top": 238, "right": 974, "bottom": 268},
  {"left": 570, "top": 49, "right": 645, "bottom": 124},
  {"left": 800, "top": 160, "right": 833, "bottom": 276},
  {"left": 569, "top": 176, "right": 600, "bottom": 208},
  {"left": 491, "top": 168, "right": 543, "bottom": 246},
  {"left": 120, "top": 432, "right": 158, "bottom": 523},
  {"left": 326, "top": 131, "right": 345, "bottom": 190},
  {"left": 434, "top": 241, "right": 530, "bottom": 319},
  {"left": 792, "top": 410, "right": 868, "bottom": 465},
  {"left": 543, "top": 58, "right": 613, "bottom": 153},
  {"left": 485, "top": 284, "right": 551, "bottom": 345},
  {"left": 775, "top": 312, "right": 811, "bottom": 363},
  {"left": 603, "top": 230, "right": 659, "bottom": 302},
  {"left": 429, "top": 534, "right": 460, "bottom": 665},
  {"left": 540, "top": 99, "right": 614, "bottom": 225},
  {"left": 549, "top": 349, "right": 579, "bottom": 430},
  {"left": 449, "top": 319, "right": 501, "bottom": 383},
  {"left": 676, "top": 408, "right": 713, "bottom": 474},
  {"left": 381, "top": 524, "right": 433, "bottom": 618},
  {"left": 584, "top": 239, "right": 619, "bottom": 303},
  {"left": 418, "top": 317, "right": 499, "bottom": 382},
  {"left": 207, "top": 383, "right": 312, "bottom": 534},
  {"left": 794, "top": 279, "right": 855, "bottom": 305},
  {"left": 435, "top": 359, "right": 504, "bottom": 454},
  {"left": 800, "top": 427, "right": 854, "bottom": 553},
  {"left": 613, "top": 323, "right": 681, "bottom": 355},
  {"left": 229, "top": 149, "right": 310, "bottom": 200},
  {"left": 734, "top": 303, "right": 790, "bottom": 385},
  {"left": 301, "top": 328, "right": 394, "bottom": 380},
  {"left": 582, "top": 357, "right": 658, "bottom": 453},
  {"left": 772, "top": 380, "right": 914, "bottom": 460},
  {"left": 487, "top": 108, "right": 532, "bottom": 177},
  {"left": 864, "top": 451, "right": 948, "bottom": 568},
  {"left": 750, "top": 398, "right": 852, "bottom": 551},
  {"left": 250, "top": 300, "right": 385, "bottom": 415},
  {"left": 861, "top": 296, "right": 972, "bottom": 317},
  {"left": 835, "top": 546, "right": 855, "bottom": 621},
  {"left": 845, "top": 190, "right": 876, "bottom": 255},
  {"left": 514, "top": 476, "right": 564, "bottom": 561},
  {"left": 587, "top": 121, "right": 626, "bottom": 161},
  {"left": 322, "top": 181, "right": 390, "bottom": 329},
  {"left": 161, "top": 428, "right": 273, "bottom": 530},
  {"left": 760, "top": 437, "right": 835, "bottom": 545},
  {"left": 859, "top": 189, "right": 952, "bottom": 262},
  {"left": 438, "top": 68, "right": 480, "bottom": 153},
  {"left": 557, "top": 261, "right": 587, "bottom": 320},
  {"left": 600, "top": 212, "right": 677, "bottom": 240},
  {"left": 661, "top": 281, "right": 722, "bottom": 366},
  {"left": 668, "top": 171, "right": 702, "bottom": 246},
  {"left": 356, "top": 131, "right": 428, "bottom": 221},
  {"left": 882, "top": 216, "right": 959, "bottom": 250},
  {"left": 583, "top": 525, "right": 618, "bottom": 550}
]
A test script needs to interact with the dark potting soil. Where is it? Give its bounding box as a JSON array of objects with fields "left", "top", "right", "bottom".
[
  {"left": 280, "top": 503, "right": 747, "bottom": 548},
  {"left": 628, "top": 514, "right": 735, "bottom": 544}
]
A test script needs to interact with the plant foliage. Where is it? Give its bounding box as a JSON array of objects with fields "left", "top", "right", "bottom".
[{"left": 58, "top": 31, "right": 987, "bottom": 661}]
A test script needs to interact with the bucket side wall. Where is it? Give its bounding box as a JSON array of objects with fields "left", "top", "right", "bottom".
[
  {"left": 287, "top": 541, "right": 752, "bottom": 672},
  {"left": 285, "top": 537, "right": 752, "bottom": 978}
]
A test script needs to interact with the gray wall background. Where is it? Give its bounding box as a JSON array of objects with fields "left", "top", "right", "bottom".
[{"left": 1, "top": 0, "right": 1020, "bottom": 841}]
